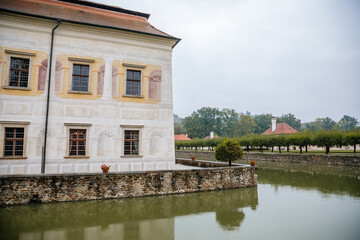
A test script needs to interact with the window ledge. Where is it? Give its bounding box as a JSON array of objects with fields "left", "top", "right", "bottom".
[
  {"left": 0, "top": 156, "right": 27, "bottom": 160},
  {"left": 5, "top": 50, "right": 35, "bottom": 56},
  {"left": 64, "top": 123, "right": 92, "bottom": 127},
  {"left": 0, "top": 121, "right": 31, "bottom": 125},
  {"left": 68, "top": 57, "right": 95, "bottom": 63},
  {"left": 67, "top": 90, "right": 92, "bottom": 95},
  {"left": 123, "top": 63, "right": 146, "bottom": 69},
  {"left": 122, "top": 94, "right": 144, "bottom": 98},
  {"left": 64, "top": 156, "right": 90, "bottom": 159},
  {"left": 121, "top": 155, "right": 143, "bottom": 158},
  {"left": 2, "top": 86, "right": 31, "bottom": 91}
]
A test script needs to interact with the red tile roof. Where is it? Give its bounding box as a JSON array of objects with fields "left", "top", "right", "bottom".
[
  {"left": 174, "top": 134, "right": 192, "bottom": 141},
  {"left": 263, "top": 123, "right": 298, "bottom": 135},
  {"left": 0, "top": 0, "right": 180, "bottom": 46}
]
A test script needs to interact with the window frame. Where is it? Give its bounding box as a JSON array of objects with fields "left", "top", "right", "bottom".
[
  {"left": 125, "top": 70, "right": 141, "bottom": 96},
  {"left": 120, "top": 125, "right": 144, "bottom": 158},
  {"left": 64, "top": 123, "right": 92, "bottom": 158},
  {"left": 0, "top": 121, "right": 30, "bottom": 159},
  {"left": 69, "top": 129, "right": 87, "bottom": 157},
  {"left": 3, "top": 50, "right": 35, "bottom": 91},
  {"left": 71, "top": 64, "right": 90, "bottom": 92},
  {"left": 124, "top": 130, "right": 140, "bottom": 156},
  {"left": 68, "top": 57, "right": 94, "bottom": 95},
  {"left": 122, "top": 63, "right": 145, "bottom": 98},
  {"left": 4, "top": 128, "right": 24, "bottom": 157}
]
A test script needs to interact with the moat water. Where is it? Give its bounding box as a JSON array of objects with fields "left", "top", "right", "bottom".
[{"left": 0, "top": 162, "right": 359, "bottom": 240}]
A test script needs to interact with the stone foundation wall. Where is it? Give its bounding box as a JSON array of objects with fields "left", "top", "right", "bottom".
[
  {"left": 175, "top": 151, "right": 360, "bottom": 167},
  {"left": 0, "top": 164, "right": 257, "bottom": 206}
]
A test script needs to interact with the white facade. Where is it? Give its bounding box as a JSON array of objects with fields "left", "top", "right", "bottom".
[{"left": 0, "top": 10, "right": 178, "bottom": 174}]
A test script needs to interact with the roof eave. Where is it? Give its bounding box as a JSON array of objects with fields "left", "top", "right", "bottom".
[
  {"left": 57, "top": 0, "right": 151, "bottom": 19},
  {"left": 0, "top": 8, "right": 181, "bottom": 48}
]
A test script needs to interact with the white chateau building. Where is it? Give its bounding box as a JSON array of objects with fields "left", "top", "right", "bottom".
[{"left": 0, "top": 0, "right": 180, "bottom": 175}]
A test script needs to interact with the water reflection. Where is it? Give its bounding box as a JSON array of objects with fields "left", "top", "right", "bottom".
[
  {"left": 258, "top": 168, "right": 360, "bottom": 197},
  {"left": 215, "top": 187, "right": 258, "bottom": 231},
  {"left": 237, "top": 160, "right": 360, "bottom": 198},
  {"left": 0, "top": 187, "right": 258, "bottom": 240}
]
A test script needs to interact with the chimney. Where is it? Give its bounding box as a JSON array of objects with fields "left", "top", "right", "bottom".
[
  {"left": 210, "top": 131, "right": 214, "bottom": 139},
  {"left": 271, "top": 118, "right": 277, "bottom": 132},
  {"left": 185, "top": 134, "right": 188, "bottom": 137}
]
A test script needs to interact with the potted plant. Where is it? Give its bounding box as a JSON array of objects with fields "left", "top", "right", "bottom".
[
  {"left": 250, "top": 160, "right": 256, "bottom": 166},
  {"left": 101, "top": 164, "right": 110, "bottom": 173},
  {"left": 190, "top": 156, "right": 196, "bottom": 161}
]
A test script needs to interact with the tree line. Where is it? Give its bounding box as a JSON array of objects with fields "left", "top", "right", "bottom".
[
  {"left": 175, "top": 130, "right": 360, "bottom": 154},
  {"left": 174, "top": 107, "right": 359, "bottom": 139}
]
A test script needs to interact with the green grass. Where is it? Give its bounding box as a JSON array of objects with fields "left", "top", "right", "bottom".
[
  {"left": 258, "top": 150, "right": 359, "bottom": 156},
  {"left": 175, "top": 149, "right": 359, "bottom": 156}
]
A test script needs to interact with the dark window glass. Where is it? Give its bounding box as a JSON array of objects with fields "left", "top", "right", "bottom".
[
  {"left": 126, "top": 70, "right": 141, "bottom": 96},
  {"left": 72, "top": 64, "right": 89, "bottom": 92},
  {"left": 4, "top": 128, "right": 24, "bottom": 157},
  {"left": 9, "top": 58, "right": 29, "bottom": 87},
  {"left": 69, "top": 129, "right": 86, "bottom": 156},
  {"left": 124, "top": 130, "right": 139, "bottom": 155}
]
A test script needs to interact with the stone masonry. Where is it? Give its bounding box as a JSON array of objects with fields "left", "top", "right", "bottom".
[{"left": 0, "top": 160, "right": 257, "bottom": 206}]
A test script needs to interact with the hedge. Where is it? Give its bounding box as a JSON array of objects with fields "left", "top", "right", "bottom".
[{"left": 175, "top": 130, "right": 360, "bottom": 154}]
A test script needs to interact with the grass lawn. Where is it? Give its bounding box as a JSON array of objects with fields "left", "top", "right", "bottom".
[{"left": 176, "top": 149, "right": 359, "bottom": 156}]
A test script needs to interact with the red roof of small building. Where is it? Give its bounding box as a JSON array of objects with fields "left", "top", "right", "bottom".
[
  {"left": 0, "top": 0, "right": 180, "bottom": 46},
  {"left": 174, "top": 134, "right": 192, "bottom": 141},
  {"left": 263, "top": 123, "right": 298, "bottom": 135}
]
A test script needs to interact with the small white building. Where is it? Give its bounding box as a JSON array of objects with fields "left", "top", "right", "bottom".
[{"left": 0, "top": 0, "right": 180, "bottom": 174}]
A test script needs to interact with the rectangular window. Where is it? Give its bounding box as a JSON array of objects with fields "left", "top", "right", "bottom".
[
  {"left": 126, "top": 70, "right": 141, "bottom": 96},
  {"left": 9, "top": 57, "right": 30, "bottom": 88},
  {"left": 4, "top": 128, "right": 24, "bottom": 157},
  {"left": 72, "top": 64, "right": 89, "bottom": 92},
  {"left": 124, "top": 130, "right": 139, "bottom": 155},
  {"left": 69, "top": 129, "right": 86, "bottom": 156}
]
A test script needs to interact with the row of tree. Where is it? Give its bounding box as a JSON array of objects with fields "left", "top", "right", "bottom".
[
  {"left": 175, "top": 130, "right": 360, "bottom": 154},
  {"left": 174, "top": 107, "right": 359, "bottom": 139}
]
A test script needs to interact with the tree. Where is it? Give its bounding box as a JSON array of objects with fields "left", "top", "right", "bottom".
[
  {"left": 250, "top": 135, "right": 267, "bottom": 152},
  {"left": 215, "top": 139, "right": 244, "bottom": 166},
  {"left": 174, "top": 123, "right": 185, "bottom": 134},
  {"left": 288, "top": 132, "right": 311, "bottom": 154},
  {"left": 254, "top": 114, "right": 273, "bottom": 134},
  {"left": 221, "top": 108, "right": 240, "bottom": 137},
  {"left": 306, "top": 117, "right": 336, "bottom": 131},
  {"left": 237, "top": 115, "right": 256, "bottom": 136},
  {"left": 312, "top": 130, "right": 343, "bottom": 154},
  {"left": 275, "top": 135, "right": 286, "bottom": 153},
  {"left": 265, "top": 135, "right": 277, "bottom": 152},
  {"left": 343, "top": 130, "right": 360, "bottom": 153},
  {"left": 277, "top": 113, "right": 301, "bottom": 131},
  {"left": 173, "top": 114, "right": 183, "bottom": 124},
  {"left": 183, "top": 107, "right": 223, "bottom": 138},
  {"left": 337, "top": 115, "right": 359, "bottom": 131},
  {"left": 238, "top": 136, "right": 251, "bottom": 152}
]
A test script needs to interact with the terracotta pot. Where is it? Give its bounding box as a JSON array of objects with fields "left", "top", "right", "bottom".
[
  {"left": 250, "top": 162, "right": 255, "bottom": 166},
  {"left": 102, "top": 168, "right": 109, "bottom": 173}
]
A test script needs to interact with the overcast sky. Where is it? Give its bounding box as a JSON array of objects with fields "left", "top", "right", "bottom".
[{"left": 95, "top": 0, "right": 360, "bottom": 122}]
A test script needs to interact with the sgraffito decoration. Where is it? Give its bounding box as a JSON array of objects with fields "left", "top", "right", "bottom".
[
  {"left": 38, "top": 58, "right": 48, "bottom": 91},
  {"left": 149, "top": 69, "right": 161, "bottom": 100},
  {"left": 112, "top": 65, "right": 118, "bottom": 97},
  {"left": 97, "top": 64, "right": 105, "bottom": 95}
]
